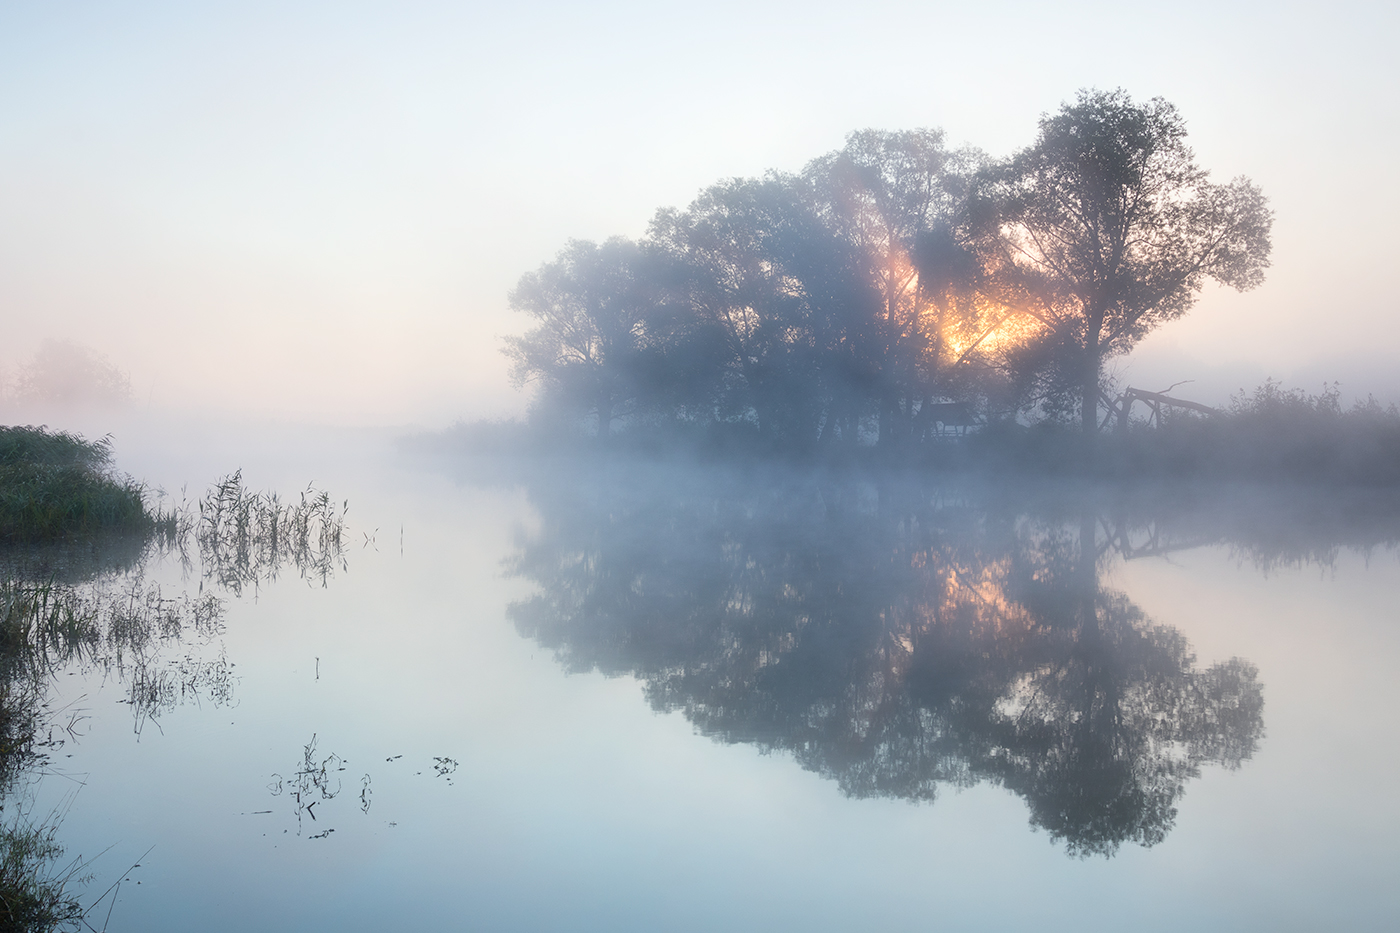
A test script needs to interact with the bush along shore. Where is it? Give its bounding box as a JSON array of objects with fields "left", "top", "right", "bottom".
[{"left": 0, "top": 426, "right": 172, "bottom": 545}]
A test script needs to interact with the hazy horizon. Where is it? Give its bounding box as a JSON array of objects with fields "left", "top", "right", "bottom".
[{"left": 4, "top": 0, "right": 1396, "bottom": 428}]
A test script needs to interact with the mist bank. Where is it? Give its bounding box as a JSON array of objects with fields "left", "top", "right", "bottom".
[{"left": 414, "top": 377, "right": 1400, "bottom": 487}]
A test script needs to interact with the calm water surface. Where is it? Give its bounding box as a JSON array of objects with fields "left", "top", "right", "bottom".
[{"left": 17, "top": 423, "right": 1400, "bottom": 931}]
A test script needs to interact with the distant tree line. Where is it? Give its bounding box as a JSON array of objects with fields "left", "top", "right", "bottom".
[{"left": 504, "top": 89, "right": 1272, "bottom": 450}]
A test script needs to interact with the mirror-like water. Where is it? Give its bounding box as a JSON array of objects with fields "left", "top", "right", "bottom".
[{"left": 5, "top": 427, "right": 1399, "bottom": 931}]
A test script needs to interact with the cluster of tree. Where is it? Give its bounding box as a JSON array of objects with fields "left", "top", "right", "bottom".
[
  {"left": 507, "top": 463, "right": 1265, "bottom": 856},
  {"left": 3, "top": 339, "right": 132, "bottom": 410},
  {"left": 505, "top": 89, "right": 1272, "bottom": 449}
]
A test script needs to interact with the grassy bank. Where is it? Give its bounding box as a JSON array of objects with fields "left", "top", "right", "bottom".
[
  {"left": 0, "top": 426, "right": 166, "bottom": 544},
  {"left": 0, "top": 427, "right": 172, "bottom": 930}
]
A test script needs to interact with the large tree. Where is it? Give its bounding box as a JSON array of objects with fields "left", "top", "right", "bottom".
[
  {"left": 804, "top": 130, "right": 999, "bottom": 445},
  {"left": 504, "top": 238, "right": 664, "bottom": 437},
  {"left": 983, "top": 89, "right": 1272, "bottom": 436}
]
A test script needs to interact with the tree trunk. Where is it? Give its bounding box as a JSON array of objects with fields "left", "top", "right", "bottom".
[
  {"left": 1081, "top": 314, "right": 1104, "bottom": 464},
  {"left": 1081, "top": 348, "right": 1100, "bottom": 438},
  {"left": 596, "top": 389, "right": 612, "bottom": 440}
]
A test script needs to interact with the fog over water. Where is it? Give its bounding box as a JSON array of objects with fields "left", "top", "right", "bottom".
[
  {"left": 3, "top": 4, "right": 1400, "bottom": 930},
  {"left": 2, "top": 0, "right": 1398, "bottom": 426},
  {"left": 2, "top": 428, "right": 1394, "bottom": 930}
]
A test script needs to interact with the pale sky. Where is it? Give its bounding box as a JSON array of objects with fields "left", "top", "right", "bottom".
[{"left": 2, "top": 0, "right": 1396, "bottom": 426}]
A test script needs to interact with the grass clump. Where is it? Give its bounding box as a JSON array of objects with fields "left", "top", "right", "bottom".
[
  {"left": 0, "top": 427, "right": 161, "bottom": 545},
  {"left": 197, "top": 471, "right": 347, "bottom": 594},
  {"left": 0, "top": 816, "right": 83, "bottom": 932}
]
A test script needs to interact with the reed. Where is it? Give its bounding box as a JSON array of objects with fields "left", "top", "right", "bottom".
[
  {"left": 0, "top": 448, "right": 351, "bottom": 929},
  {"left": 195, "top": 470, "right": 347, "bottom": 594}
]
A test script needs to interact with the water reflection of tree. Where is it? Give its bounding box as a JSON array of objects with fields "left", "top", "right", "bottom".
[{"left": 508, "top": 467, "right": 1265, "bottom": 856}]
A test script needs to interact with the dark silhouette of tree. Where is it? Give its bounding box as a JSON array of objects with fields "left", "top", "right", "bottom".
[
  {"left": 506, "top": 465, "right": 1265, "bottom": 855},
  {"left": 501, "top": 91, "right": 1270, "bottom": 453},
  {"left": 504, "top": 238, "right": 667, "bottom": 437},
  {"left": 648, "top": 176, "right": 837, "bottom": 444},
  {"left": 978, "top": 89, "right": 1272, "bottom": 435},
  {"left": 803, "top": 130, "right": 1001, "bottom": 446}
]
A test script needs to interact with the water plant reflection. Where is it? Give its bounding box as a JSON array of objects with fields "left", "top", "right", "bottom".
[
  {"left": 508, "top": 466, "right": 1270, "bottom": 856},
  {"left": 1, "top": 467, "right": 349, "bottom": 741},
  {"left": 269, "top": 734, "right": 349, "bottom": 837},
  {"left": 0, "top": 468, "right": 350, "bottom": 925},
  {"left": 195, "top": 471, "right": 348, "bottom": 596}
]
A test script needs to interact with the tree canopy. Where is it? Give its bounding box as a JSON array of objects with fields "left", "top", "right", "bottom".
[
  {"left": 503, "top": 89, "right": 1272, "bottom": 449},
  {"left": 980, "top": 89, "right": 1272, "bottom": 433}
]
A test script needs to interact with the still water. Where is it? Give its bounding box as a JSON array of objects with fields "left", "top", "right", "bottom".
[{"left": 13, "top": 422, "right": 1400, "bottom": 931}]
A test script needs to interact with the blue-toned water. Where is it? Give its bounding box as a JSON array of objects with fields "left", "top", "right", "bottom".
[{"left": 12, "top": 422, "right": 1400, "bottom": 931}]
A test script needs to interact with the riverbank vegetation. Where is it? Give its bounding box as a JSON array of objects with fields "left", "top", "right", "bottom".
[
  {"left": 0, "top": 429, "right": 349, "bottom": 930},
  {"left": 0, "top": 426, "right": 169, "bottom": 545},
  {"left": 425, "top": 377, "right": 1400, "bottom": 486},
  {"left": 462, "top": 89, "right": 1400, "bottom": 485},
  {"left": 500, "top": 89, "right": 1275, "bottom": 469}
]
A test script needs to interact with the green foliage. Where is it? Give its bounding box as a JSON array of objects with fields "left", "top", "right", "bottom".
[{"left": 0, "top": 427, "right": 159, "bottom": 544}]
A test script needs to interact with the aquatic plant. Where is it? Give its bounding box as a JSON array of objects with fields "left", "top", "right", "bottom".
[
  {"left": 196, "top": 471, "right": 347, "bottom": 595},
  {"left": 0, "top": 445, "right": 352, "bottom": 926},
  {"left": 269, "top": 735, "right": 347, "bottom": 836}
]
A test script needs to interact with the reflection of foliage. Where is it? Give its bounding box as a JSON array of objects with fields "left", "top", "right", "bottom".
[
  {"left": 196, "top": 471, "right": 348, "bottom": 595},
  {"left": 0, "top": 573, "right": 228, "bottom": 744},
  {"left": 127, "top": 651, "right": 236, "bottom": 736},
  {"left": 508, "top": 465, "right": 1266, "bottom": 856},
  {"left": 431, "top": 758, "right": 458, "bottom": 784},
  {"left": 1096, "top": 482, "right": 1400, "bottom": 573}
]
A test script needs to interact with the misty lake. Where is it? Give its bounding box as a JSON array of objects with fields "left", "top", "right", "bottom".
[{"left": 13, "top": 421, "right": 1400, "bottom": 931}]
